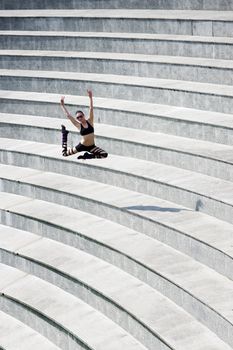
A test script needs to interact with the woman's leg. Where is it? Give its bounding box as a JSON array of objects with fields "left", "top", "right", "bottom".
[
  {"left": 61, "top": 125, "right": 78, "bottom": 157},
  {"left": 77, "top": 145, "right": 108, "bottom": 159},
  {"left": 89, "top": 145, "right": 108, "bottom": 158}
]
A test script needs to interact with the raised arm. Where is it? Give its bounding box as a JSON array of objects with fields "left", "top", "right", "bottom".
[
  {"left": 60, "top": 96, "right": 80, "bottom": 129},
  {"left": 87, "top": 89, "right": 94, "bottom": 124}
]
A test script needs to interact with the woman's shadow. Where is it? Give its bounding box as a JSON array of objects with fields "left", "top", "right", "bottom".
[
  {"left": 122, "top": 200, "right": 203, "bottom": 212},
  {"left": 122, "top": 205, "right": 190, "bottom": 212}
]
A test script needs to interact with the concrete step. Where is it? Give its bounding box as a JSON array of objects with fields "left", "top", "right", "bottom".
[
  {"left": 1, "top": 91, "right": 233, "bottom": 146},
  {"left": 1, "top": 31, "right": 233, "bottom": 59},
  {"left": 0, "top": 194, "right": 232, "bottom": 333},
  {"left": 0, "top": 10, "right": 233, "bottom": 36},
  {"left": 0, "top": 163, "right": 232, "bottom": 281},
  {"left": 1, "top": 70, "right": 233, "bottom": 114},
  {"left": 0, "top": 263, "right": 149, "bottom": 350},
  {"left": 0, "top": 261, "right": 231, "bottom": 350},
  {"left": 0, "top": 223, "right": 233, "bottom": 349},
  {"left": 0, "top": 309, "right": 61, "bottom": 350},
  {"left": 1, "top": 136, "right": 233, "bottom": 224},
  {"left": 1, "top": 0, "right": 233, "bottom": 10},
  {"left": 1, "top": 113, "right": 233, "bottom": 182},
  {"left": 1, "top": 50, "right": 233, "bottom": 85}
]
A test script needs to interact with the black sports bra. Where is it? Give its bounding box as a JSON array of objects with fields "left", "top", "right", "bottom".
[{"left": 80, "top": 120, "right": 94, "bottom": 136}]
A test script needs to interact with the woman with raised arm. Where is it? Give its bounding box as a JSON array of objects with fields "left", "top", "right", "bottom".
[{"left": 60, "top": 90, "right": 108, "bottom": 159}]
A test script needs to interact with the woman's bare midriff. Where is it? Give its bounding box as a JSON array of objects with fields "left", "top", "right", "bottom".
[{"left": 81, "top": 132, "right": 95, "bottom": 146}]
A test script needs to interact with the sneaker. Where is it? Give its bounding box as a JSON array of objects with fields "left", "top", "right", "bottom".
[
  {"left": 78, "top": 152, "right": 95, "bottom": 160},
  {"left": 77, "top": 155, "right": 85, "bottom": 160}
]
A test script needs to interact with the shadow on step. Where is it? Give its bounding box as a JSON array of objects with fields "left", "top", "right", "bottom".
[{"left": 122, "top": 205, "right": 191, "bottom": 212}]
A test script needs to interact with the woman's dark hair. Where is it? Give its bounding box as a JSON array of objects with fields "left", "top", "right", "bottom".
[{"left": 75, "top": 110, "right": 84, "bottom": 116}]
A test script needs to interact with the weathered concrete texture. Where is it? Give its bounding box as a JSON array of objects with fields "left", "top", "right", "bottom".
[
  {"left": 1, "top": 92, "right": 233, "bottom": 146},
  {"left": 1, "top": 50, "right": 233, "bottom": 85},
  {"left": 0, "top": 10, "right": 233, "bottom": 36},
  {"left": 1, "top": 137, "right": 233, "bottom": 225},
  {"left": 0, "top": 263, "right": 150, "bottom": 350},
  {"left": 0, "top": 310, "right": 62, "bottom": 350},
  {"left": 0, "top": 114, "right": 233, "bottom": 183},
  {"left": 0, "top": 223, "right": 233, "bottom": 350},
  {"left": 1, "top": 31, "right": 233, "bottom": 59},
  {"left": 0, "top": 161, "right": 233, "bottom": 281},
  {"left": 0, "top": 2, "right": 233, "bottom": 349},
  {"left": 1, "top": 0, "right": 233, "bottom": 10},
  {"left": 1, "top": 70, "right": 233, "bottom": 114},
  {"left": 0, "top": 197, "right": 233, "bottom": 349},
  {"left": 2, "top": 114, "right": 233, "bottom": 183},
  {"left": 1, "top": 193, "right": 232, "bottom": 312}
]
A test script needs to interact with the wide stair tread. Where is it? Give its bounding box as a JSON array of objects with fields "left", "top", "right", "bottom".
[
  {"left": 0, "top": 199, "right": 233, "bottom": 349},
  {"left": 1, "top": 3, "right": 233, "bottom": 349},
  {"left": 1, "top": 31, "right": 232, "bottom": 59},
  {"left": 0, "top": 8, "right": 232, "bottom": 25},
  {"left": 1, "top": 91, "right": 233, "bottom": 133},
  {"left": 0, "top": 309, "right": 61, "bottom": 350},
  {"left": 1, "top": 10, "right": 232, "bottom": 37},
  {"left": 0, "top": 162, "right": 232, "bottom": 276},
  {"left": 1, "top": 132, "right": 233, "bottom": 207},
  {"left": 0, "top": 263, "right": 148, "bottom": 350},
  {"left": 1, "top": 30, "right": 233, "bottom": 43},
  {"left": 1, "top": 68, "right": 232, "bottom": 96},
  {"left": 1, "top": 50, "right": 232, "bottom": 85},
  {"left": 1, "top": 69, "right": 232, "bottom": 114},
  {"left": 0, "top": 9, "right": 232, "bottom": 19},
  {"left": 1, "top": 50, "right": 233, "bottom": 69},
  {"left": 2, "top": 113, "right": 233, "bottom": 166},
  {"left": 1, "top": 1, "right": 233, "bottom": 10}
]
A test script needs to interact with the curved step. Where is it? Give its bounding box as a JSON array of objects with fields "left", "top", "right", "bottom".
[
  {"left": 1, "top": 138, "right": 233, "bottom": 223},
  {"left": 1, "top": 189, "right": 230, "bottom": 284},
  {"left": 0, "top": 163, "right": 232, "bottom": 281},
  {"left": 1, "top": 3, "right": 232, "bottom": 349},
  {"left": 1, "top": 113, "right": 233, "bottom": 182},
  {"left": 0, "top": 263, "right": 148, "bottom": 350},
  {"left": 1, "top": 91, "right": 233, "bottom": 146},
  {"left": 1, "top": 50, "right": 233, "bottom": 85},
  {"left": 1, "top": 70, "right": 233, "bottom": 114},
  {"left": 1, "top": 0, "right": 233, "bottom": 10},
  {"left": 0, "top": 10, "right": 233, "bottom": 36},
  {"left": 1, "top": 31, "right": 233, "bottom": 59},
  {"left": 0, "top": 223, "right": 233, "bottom": 349},
  {"left": 0, "top": 310, "right": 61, "bottom": 350}
]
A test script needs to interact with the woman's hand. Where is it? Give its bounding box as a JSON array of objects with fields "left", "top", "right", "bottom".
[
  {"left": 87, "top": 89, "right": 93, "bottom": 99},
  {"left": 60, "top": 96, "right": 65, "bottom": 106}
]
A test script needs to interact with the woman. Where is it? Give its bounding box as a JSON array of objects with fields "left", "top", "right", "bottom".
[{"left": 60, "top": 90, "right": 108, "bottom": 159}]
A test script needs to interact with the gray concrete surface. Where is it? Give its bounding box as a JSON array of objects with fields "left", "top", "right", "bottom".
[
  {"left": 0, "top": 159, "right": 232, "bottom": 280},
  {"left": 1, "top": 31, "right": 233, "bottom": 59},
  {"left": 1, "top": 191, "right": 232, "bottom": 301},
  {"left": 1, "top": 0, "right": 233, "bottom": 10},
  {"left": 2, "top": 114, "right": 233, "bottom": 182},
  {"left": 1, "top": 92, "right": 233, "bottom": 146},
  {"left": 0, "top": 124, "right": 232, "bottom": 213},
  {"left": 0, "top": 223, "right": 233, "bottom": 349},
  {"left": 0, "top": 263, "right": 150, "bottom": 350},
  {"left": 1, "top": 198, "right": 231, "bottom": 348},
  {"left": 0, "top": 9, "right": 233, "bottom": 36},
  {"left": 1, "top": 69, "right": 233, "bottom": 114},
  {"left": 0, "top": 10, "right": 233, "bottom": 36},
  {"left": 1, "top": 134, "right": 233, "bottom": 218},
  {"left": 0, "top": 310, "right": 62, "bottom": 350},
  {"left": 1, "top": 2, "right": 233, "bottom": 348},
  {"left": 1, "top": 50, "right": 233, "bottom": 85}
]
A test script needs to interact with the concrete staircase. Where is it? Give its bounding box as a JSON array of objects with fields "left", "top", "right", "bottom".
[{"left": 0, "top": 1, "right": 233, "bottom": 350}]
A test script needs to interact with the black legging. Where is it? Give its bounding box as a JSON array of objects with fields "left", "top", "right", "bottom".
[{"left": 62, "top": 129, "right": 108, "bottom": 158}]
